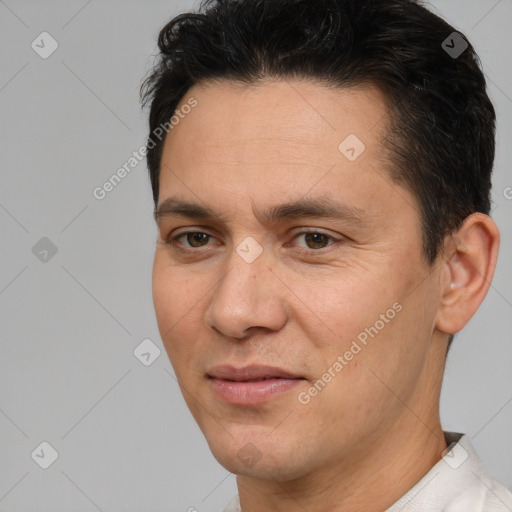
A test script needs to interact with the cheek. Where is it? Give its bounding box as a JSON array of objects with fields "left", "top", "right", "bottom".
[
  {"left": 152, "top": 258, "right": 206, "bottom": 368},
  {"left": 296, "top": 263, "right": 423, "bottom": 393},
  {"left": 152, "top": 254, "right": 204, "bottom": 323},
  {"left": 319, "top": 271, "right": 438, "bottom": 408},
  {"left": 302, "top": 273, "right": 394, "bottom": 351},
  {"left": 152, "top": 260, "right": 175, "bottom": 332}
]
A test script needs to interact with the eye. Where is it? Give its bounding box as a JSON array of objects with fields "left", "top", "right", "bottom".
[
  {"left": 290, "top": 231, "right": 338, "bottom": 250},
  {"left": 170, "top": 231, "right": 215, "bottom": 248},
  {"left": 165, "top": 229, "right": 341, "bottom": 252}
]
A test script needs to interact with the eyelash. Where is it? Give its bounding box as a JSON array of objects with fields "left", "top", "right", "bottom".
[{"left": 164, "top": 229, "right": 341, "bottom": 253}]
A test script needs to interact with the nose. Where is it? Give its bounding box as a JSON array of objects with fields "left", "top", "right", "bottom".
[{"left": 204, "top": 242, "right": 288, "bottom": 340}]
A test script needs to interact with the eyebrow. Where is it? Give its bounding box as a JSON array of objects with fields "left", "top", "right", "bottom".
[{"left": 154, "top": 196, "right": 370, "bottom": 226}]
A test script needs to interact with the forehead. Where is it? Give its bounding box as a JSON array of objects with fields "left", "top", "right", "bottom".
[
  {"left": 164, "top": 79, "right": 388, "bottom": 164},
  {"left": 158, "top": 79, "right": 415, "bottom": 223}
]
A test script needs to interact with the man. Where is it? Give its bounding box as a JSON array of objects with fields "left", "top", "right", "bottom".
[{"left": 140, "top": 0, "right": 512, "bottom": 510}]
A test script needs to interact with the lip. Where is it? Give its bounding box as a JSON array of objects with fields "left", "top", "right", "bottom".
[
  {"left": 207, "top": 364, "right": 306, "bottom": 405},
  {"left": 207, "top": 364, "right": 303, "bottom": 381}
]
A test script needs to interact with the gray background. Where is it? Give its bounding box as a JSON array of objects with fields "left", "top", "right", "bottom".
[{"left": 0, "top": 0, "right": 511, "bottom": 511}]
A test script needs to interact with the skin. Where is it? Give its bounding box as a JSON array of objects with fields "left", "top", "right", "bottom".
[{"left": 151, "top": 79, "right": 500, "bottom": 511}]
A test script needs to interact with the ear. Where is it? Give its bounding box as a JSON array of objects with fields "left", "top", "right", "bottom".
[{"left": 435, "top": 213, "right": 500, "bottom": 335}]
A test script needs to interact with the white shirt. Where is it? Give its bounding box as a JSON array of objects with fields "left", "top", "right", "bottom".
[{"left": 222, "top": 432, "right": 512, "bottom": 511}]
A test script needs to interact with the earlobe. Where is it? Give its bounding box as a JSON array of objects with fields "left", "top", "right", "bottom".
[{"left": 435, "top": 213, "right": 500, "bottom": 335}]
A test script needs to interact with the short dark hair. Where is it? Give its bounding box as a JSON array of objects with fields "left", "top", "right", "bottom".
[{"left": 141, "top": 0, "right": 495, "bottom": 267}]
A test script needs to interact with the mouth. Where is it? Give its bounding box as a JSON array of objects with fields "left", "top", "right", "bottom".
[
  {"left": 222, "top": 377, "right": 279, "bottom": 382},
  {"left": 206, "top": 364, "right": 306, "bottom": 405},
  {"left": 207, "top": 364, "right": 303, "bottom": 381}
]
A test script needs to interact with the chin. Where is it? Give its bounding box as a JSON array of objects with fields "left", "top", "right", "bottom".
[{"left": 205, "top": 431, "right": 313, "bottom": 481}]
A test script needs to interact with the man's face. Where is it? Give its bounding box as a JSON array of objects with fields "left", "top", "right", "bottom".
[{"left": 152, "top": 80, "right": 445, "bottom": 479}]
